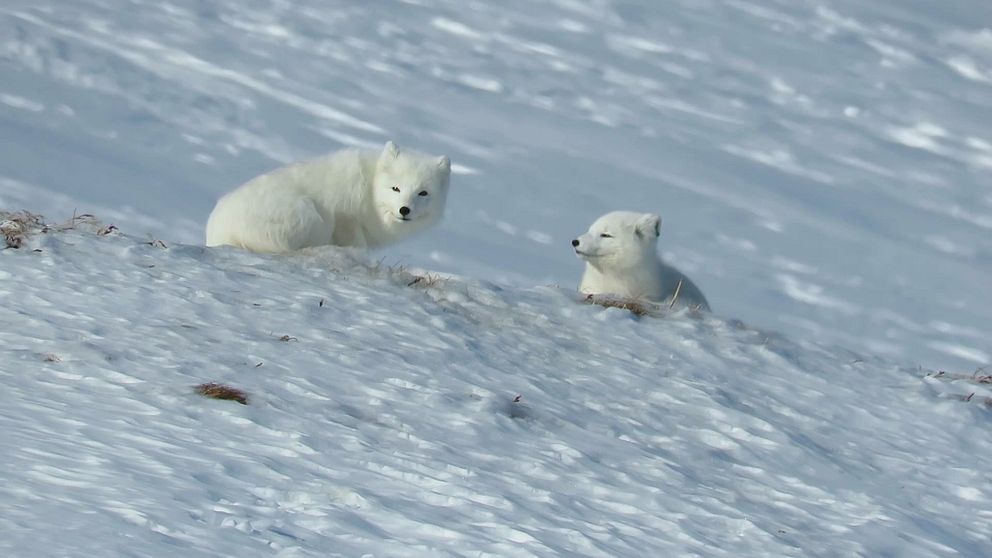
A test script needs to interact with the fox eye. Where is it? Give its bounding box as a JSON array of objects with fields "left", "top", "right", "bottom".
[
  {"left": 600, "top": 233, "right": 612, "bottom": 238},
  {"left": 391, "top": 186, "right": 400, "bottom": 192},
  {"left": 418, "top": 190, "right": 429, "bottom": 197}
]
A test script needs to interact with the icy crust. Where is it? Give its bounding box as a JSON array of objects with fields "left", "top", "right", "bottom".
[{"left": 1, "top": 227, "right": 989, "bottom": 557}]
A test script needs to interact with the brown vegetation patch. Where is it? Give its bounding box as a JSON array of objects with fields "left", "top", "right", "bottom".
[
  {"left": 583, "top": 294, "right": 656, "bottom": 317},
  {"left": 194, "top": 382, "right": 249, "bottom": 405},
  {"left": 1, "top": 210, "right": 45, "bottom": 249},
  {"left": 1, "top": 211, "right": 119, "bottom": 249}
]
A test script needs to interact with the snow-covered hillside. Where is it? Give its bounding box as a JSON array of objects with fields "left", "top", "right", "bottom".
[
  {"left": 1, "top": 221, "right": 990, "bottom": 557},
  {"left": 2, "top": 1, "right": 991, "bottom": 555},
  {"left": 1, "top": 0, "right": 990, "bottom": 370}
]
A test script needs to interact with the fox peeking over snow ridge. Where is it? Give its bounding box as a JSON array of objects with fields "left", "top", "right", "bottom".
[{"left": 573, "top": 211, "right": 710, "bottom": 311}]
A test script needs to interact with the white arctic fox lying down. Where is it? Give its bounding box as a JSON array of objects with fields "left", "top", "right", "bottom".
[
  {"left": 572, "top": 211, "right": 710, "bottom": 311},
  {"left": 206, "top": 141, "right": 451, "bottom": 252}
]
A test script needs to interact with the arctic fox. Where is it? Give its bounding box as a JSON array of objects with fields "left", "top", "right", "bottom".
[
  {"left": 205, "top": 141, "right": 451, "bottom": 252},
  {"left": 572, "top": 211, "right": 710, "bottom": 311}
]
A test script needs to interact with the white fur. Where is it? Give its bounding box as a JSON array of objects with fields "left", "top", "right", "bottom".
[
  {"left": 573, "top": 211, "right": 710, "bottom": 311},
  {"left": 205, "top": 141, "right": 451, "bottom": 252}
]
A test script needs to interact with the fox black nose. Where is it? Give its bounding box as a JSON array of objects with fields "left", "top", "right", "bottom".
[
  {"left": 399, "top": 206, "right": 410, "bottom": 217},
  {"left": 571, "top": 239, "right": 580, "bottom": 247}
]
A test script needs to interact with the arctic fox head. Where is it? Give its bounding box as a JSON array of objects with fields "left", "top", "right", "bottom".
[
  {"left": 371, "top": 141, "right": 451, "bottom": 236},
  {"left": 572, "top": 211, "right": 661, "bottom": 271}
]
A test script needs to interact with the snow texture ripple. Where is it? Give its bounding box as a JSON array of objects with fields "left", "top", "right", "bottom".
[
  {"left": 0, "top": 0, "right": 989, "bottom": 370},
  {"left": 1, "top": 225, "right": 990, "bottom": 557}
]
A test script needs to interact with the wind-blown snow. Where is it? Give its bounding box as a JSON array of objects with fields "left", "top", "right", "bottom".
[
  {"left": 1, "top": 226, "right": 990, "bottom": 557},
  {"left": 1, "top": 0, "right": 989, "bottom": 370},
  {"left": 2, "top": 0, "right": 991, "bottom": 555}
]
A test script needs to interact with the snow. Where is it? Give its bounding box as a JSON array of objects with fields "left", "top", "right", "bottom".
[
  {"left": 1, "top": 0, "right": 991, "bottom": 555},
  {"left": 2, "top": 224, "right": 990, "bottom": 557}
]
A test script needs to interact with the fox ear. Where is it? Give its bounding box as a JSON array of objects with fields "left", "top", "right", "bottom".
[
  {"left": 636, "top": 213, "right": 661, "bottom": 238},
  {"left": 382, "top": 141, "right": 400, "bottom": 160},
  {"left": 437, "top": 155, "right": 451, "bottom": 173}
]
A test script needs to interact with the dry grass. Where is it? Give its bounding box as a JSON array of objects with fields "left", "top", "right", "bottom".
[
  {"left": 583, "top": 294, "right": 657, "bottom": 317},
  {"left": 669, "top": 278, "right": 684, "bottom": 309},
  {"left": 582, "top": 290, "right": 707, "bottom": 317},
  {"left": 194, "top": 382, "right": 249, "bottom": 405},
  {"left": 1, "top": 210, "right": 118, "bottom": 249},
  {"left": 1, "top": 210, "right": 45, "bottom": 249},
  {"left": 925, "top": 367, "right": 992, "bottom": 408},
  {"left": 367, "top": 259, "right": 449, "bottom": 291},
  {"left": 406, "top": 272, "right": 445, "bottom": 288},
  {"left": 56, "top": 211, "right": 102, "bottom": 232},
  {"left": 948, "top": 392, "right": 992, "bottom": 407},
  {"left": 926, "top": 369, "right": 992, "bottom": 384}
]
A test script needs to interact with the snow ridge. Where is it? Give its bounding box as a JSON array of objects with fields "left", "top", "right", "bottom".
[{"left": 1, "top": 223, "right": 989, "bottom": 557}]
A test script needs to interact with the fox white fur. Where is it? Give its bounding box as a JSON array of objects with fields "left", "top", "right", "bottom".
[
  {"left": 206, "top": 141, "right": 451, "bottom": 252},
  {"left": 573, "top": 211, "right": 710, "bottom": 311}
]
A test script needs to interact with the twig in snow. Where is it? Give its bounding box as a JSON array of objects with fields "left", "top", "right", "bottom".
[
  {"left": 669, "top": 278, "right": 684, "bottom": 309},
  {"left": 144, "top": 236, "right": 167, "bottom": 249}
]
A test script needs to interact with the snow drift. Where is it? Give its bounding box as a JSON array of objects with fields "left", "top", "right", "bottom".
[{"left": 1, "top": 218, "right": 989, "bottom": 557}]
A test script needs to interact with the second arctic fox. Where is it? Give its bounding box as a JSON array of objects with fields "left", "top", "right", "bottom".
[{"left": 572, "top": 211, "right": 710, "bottom": 311}]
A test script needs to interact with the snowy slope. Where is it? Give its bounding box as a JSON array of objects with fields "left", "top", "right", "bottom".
[
  {"left": 1, "top": 222, "right": 990, "bottom": 558},
  {"left": 1, "top": 0, "right": 990, "bottom": 372}
]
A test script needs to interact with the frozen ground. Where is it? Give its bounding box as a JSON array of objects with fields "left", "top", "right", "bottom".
[
  {"left": 1, "top": 0, "right": 991, "bottom": 555},
  {"left": 1, "top": 222, "right": 990, "bottom": 557}
]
